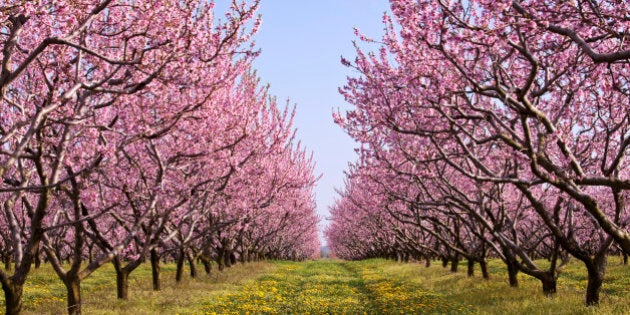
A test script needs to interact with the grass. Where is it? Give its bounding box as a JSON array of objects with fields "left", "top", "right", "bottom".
[
  {"left": 2, "top": 256, "right": 629, "bottom": 314},
  {"left": 412, "top": 255, "right": 630, "bottom": 315},
  {"left": 15, "top": 261, "right": 277, "bottom": 314}
]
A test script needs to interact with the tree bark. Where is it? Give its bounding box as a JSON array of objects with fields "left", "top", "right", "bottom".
[
  {"left": 200, "top": 256, "right": 212, "bottom": 275},
  {"left": 467, "top": 259, "right": 474, "bottom": 277},
  {"left": 229, "top": 252, "right": 236, "bottom": 266},
  {"left": 441, "top": 257, "right": 448, "bottom": 268},
  {"left": 65, "top": 278, "right": 81, "bottom": 315},
  {"left": 217, "top": 249, "right": 225, "bottom": 271},
  {"left": 624, "top": 253, "right": 628, "bottom": 265},
  {"left": 479, "top": 260, "right": 490, "bottom": 279},
  {"left": 2, "top": 281, "right": 23, "bottom": 315},
  {"left": 585, "top": 255, "right": 607, "bottom": 305},
  {"left": 187, "top": 252, "right": 198, "bottom": 279},
  {"left": 176, "top": 249, "right": 185, "bottom": 282},
  {"left": 424, "top": 257, "right": 431, "bottom": 268},
  {"left": 150, "top": 249, "right": 161, "bottom": 291},
  {"left": 34, "top": 254, "right": 41, "bottom": 269},
  {"left": 450, "top": 256, "right": 459, "bottom": 273},
  {"left": 116, "top": 270, "right": 130, "bottom": 300},
  {"left": 541, "top": 273, "right": 557, "bottom": 296},
  {"left": 506, "top": 261, "right": 519, "bottom": 287},
  {"left": 224, "top": 251, "right": 232, "bottom": 268}
]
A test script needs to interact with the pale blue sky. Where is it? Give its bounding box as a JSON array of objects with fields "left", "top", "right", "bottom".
[
  {"left": 249, "top": 1, "right": 390, "bottom": 240},
  {"left": 215, "top": 1, "right": 390, "bottom": 242}
]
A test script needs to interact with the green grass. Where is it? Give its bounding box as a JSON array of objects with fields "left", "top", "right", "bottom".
[
  {"left": 3, "top": 256, "right": 630, "bottom": 314},
  {"left": 14, "top": 262, "right": 277, "bottom": 314}
]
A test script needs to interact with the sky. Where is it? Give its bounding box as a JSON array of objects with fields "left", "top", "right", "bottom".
[{"left": 247, "top": 1, "right": 391, "bottom": 243}]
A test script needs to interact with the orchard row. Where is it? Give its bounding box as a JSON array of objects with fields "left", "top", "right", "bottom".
[
  {"left": 0, "top": 1, "right": 320, "bottom": 315},
  {"left": 327, "top": 0, "right": 630, "bottom": 308}
]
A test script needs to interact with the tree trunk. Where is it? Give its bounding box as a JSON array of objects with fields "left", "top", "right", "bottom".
[
  {"left": 441, "top": 257, "right": 448, "bottom": 268},
  {"left": 224, "top": 251, "right": 232, "bottom": 268},
  {"left": 467, "top": 259, "right": 474, "bottom": 277},
  {"left": 150, "top": 249, "right": 161, "bottom": 291},
  {"left": 424, "top": 257, "right": 431, "bottom": 268},
  {"left": 200, "top": 256, "right": 212, "bottom": 275},
  {"left": 217, "top": 249, "right": 225, "bottom": 271},
  {"left": 507, "top": 261, "right": 519, "bottom": 287},
  {"left": 479, "top": 260, "right": 490, "bottom": 279},
  {"left": 2, "top": 281, "right": 23, "bottom": 315},
  {"left": 541, "top": 273, "right": 557, "bottom": 296},
  {"left": 450, "top": 256, "right": 459, "bottom": 273},
  {"left": 585, "top": 257, "right": 607, "bottom": 306},
  {"left": 229, "top": 252, "right": 236, "bottom": 266},
  {"left": 187, "top": 252, "right": 198, "bottom": 279},
  {"left": 65, "top": 278, "right": 82, "bottom": 315},
  {"left": 175, "top": 249, "right": 185, "bottom": 282},
  {"left": 116, "top": 270, "right": 130, "bottom": 300},
  {"left": 623, "top": 253, "right": 628, "bottom": 265}
]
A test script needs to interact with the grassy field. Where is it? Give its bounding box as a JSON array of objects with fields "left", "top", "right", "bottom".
[{"left": 5, "top": 257, "right": 630, "bottom": 314}]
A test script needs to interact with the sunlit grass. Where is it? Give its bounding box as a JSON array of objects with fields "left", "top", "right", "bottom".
[
  {"left": 202, "top": 259, "right": 470, "bottom": 314},
  {"left": 379, "top": 255, "right": 630, "bottom": 315},
  {"left": 3, "top": 256, "right": 629, "bottom": 314},
  {"left": 10, "top": 261, "right": 277, "bottom": 314}
]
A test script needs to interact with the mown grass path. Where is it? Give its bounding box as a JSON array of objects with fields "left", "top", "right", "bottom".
[{"left": 202, "top": 259, "right": 469, "bottom": 314}]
